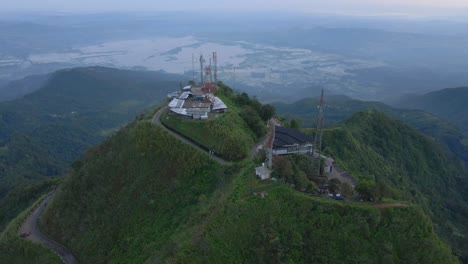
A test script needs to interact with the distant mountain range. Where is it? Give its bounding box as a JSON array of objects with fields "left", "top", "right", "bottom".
[
  {"left": 393, "top": 87, "right": 468, "bottom": 132},
  {"left": 0, "top": 74, "right": 50, "bottom": 102}
]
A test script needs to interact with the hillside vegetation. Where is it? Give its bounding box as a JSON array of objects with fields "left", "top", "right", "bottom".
[
  {"left": 40, "top": 121, "right": 224, "bottom": 263},
  {"left": 39, "top": 106, "right": 457, "bottom": 263},
  {"left": 321, "top": 111, "right": 468, "bottom": 260},
  {"left": 161, "top": 82, "right": 272, "bottom": 161},
  {"left": 0, "top": 66, "right": 181, "bottom": 230},
  {"left": 395, "top": 87, "right": 468, "bottom": 132},
  {"left": 0, "top": 195, "right": 61, "bottom": 264},
  {"left": 174, "top": 186, "right": 456, "bottom": 264},
  {"left": 274, "top": 95, "right": 468, "bottom": 163},
  {"left": 0, "top": 74, "right": 50, "bottom": 102}
]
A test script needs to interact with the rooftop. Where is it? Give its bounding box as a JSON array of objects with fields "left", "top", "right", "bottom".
[{"left": 273, "top": 126, "right": 309, "bottom": 148}]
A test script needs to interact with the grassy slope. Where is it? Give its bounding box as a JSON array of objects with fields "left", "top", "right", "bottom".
[
  {"left": 0, "top": 66, "right": 180, "bottom": 231},
  {"left": 40, "top": 111, "right": 457, "bottom": 263},
  {"left": 321, "top": 111, "right": 468, "bottom": 260},
  {"left": 0, "top": 195, "right": 61, "bottom": 264},
  {"left": 161, "top": 84, "right": 261, "bottom": 161},
  {"left": 161, "top": 108, "right": 255, "bottom": 161}
]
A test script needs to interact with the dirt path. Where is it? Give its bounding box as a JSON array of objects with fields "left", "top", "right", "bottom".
[
  {"left": 152, "top": 106, "right": 231, "bottom": 165},
  {"left": 19, "top": 192, "right": 78, "bottom": 264},
  {"left": 373, "top": 203, "right": 409, "bottom": 208}
]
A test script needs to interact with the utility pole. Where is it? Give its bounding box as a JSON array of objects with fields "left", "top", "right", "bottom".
[{"left": 313, "top": 89, "right": 325, "bottom": 176}]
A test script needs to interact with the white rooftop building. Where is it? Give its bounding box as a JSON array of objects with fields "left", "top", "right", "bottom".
[
  {"left": 168, "top": 98, "right": 185, "bottom": 108},
  {"left": 212, "top": 97, "right": 228, "bottom": 112},
  {"left": 255, "top": 166, "right": 272, "bottom": 181}
]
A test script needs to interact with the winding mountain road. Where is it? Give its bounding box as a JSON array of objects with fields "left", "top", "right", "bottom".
[
  {"left": 152, "top": 106, "right": 231, "bottom": 165},
  {"left": 19, "top": 192, "right": 78, "bottom": 264}
]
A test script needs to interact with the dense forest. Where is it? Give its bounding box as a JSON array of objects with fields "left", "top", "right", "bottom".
[
  {"left": 274, "top": 95, "right": 468, "bottom": 163},
  {"left": 0, "top": 67, "right": 181, "bottom": 230},
  {"left": 321, "top": 111, "right": 468, "bottom": 260},
  {"left": 38, "top": 111, "right": 457, "bottom": 263},
  {"left": 1, "top": 75, "right": 465, "bottom": 262}
]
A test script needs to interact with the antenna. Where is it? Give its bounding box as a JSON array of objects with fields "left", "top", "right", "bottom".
[
  {"left": 233, "top": 66, "right": 236, "bottom": 90},
  {"left": 199, "top": 55, "right": 204, "bottom": 84},
  {"left": 313, "top": 89, "right": 325, "bottom": 176},
  {"left": 213, "top": 52, "right": 218, "bottom": 83},
  {"left": 192, "top": 53, "right": 195, "bottom": 82},
  {"left": 205, "top": 62, "right": 211, "bottom": 83}
]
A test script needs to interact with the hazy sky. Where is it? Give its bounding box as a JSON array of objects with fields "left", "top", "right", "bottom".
[{"left": 3, "top": 0, "right": 468, "bottom": 17}]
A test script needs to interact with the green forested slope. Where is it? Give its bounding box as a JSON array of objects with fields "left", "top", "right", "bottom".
[
  {"left": 0, "top": 195, "right": 61, "bottom": 264},
  {"left": 176, "top": 187, "right": 456, "bottom": 264},
  {"left": 0, "top": 74, "right": 50, "bottom": 102},
  {"left": 39, "top": 110, "right": 458, "bottom": 263},
  {"left": 274, "top": 95, "right": 468, "bottom": 163},
  {"left": 321, "top": 111, "right": 468, "bottom": 260},
  {"left": 41, "top": 122, "right": 223, "bottom": 263},
  {"left": 161, "top": 82, "right": 271, "bottom": 161},
  {"left": 0, "top": 67, "right": 180, "bottom": 230},
  {"left": 395, "top": 87, "right": 468, "bottom": 132}
]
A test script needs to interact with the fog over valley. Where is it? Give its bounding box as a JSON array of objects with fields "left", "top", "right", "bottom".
[{"left": 2, "top": 12, "right": 468, "bottom": 102}]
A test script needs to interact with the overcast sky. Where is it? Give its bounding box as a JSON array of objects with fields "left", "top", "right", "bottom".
[{"left": 3, "top": 0, "right": 468, "bottom": 18}]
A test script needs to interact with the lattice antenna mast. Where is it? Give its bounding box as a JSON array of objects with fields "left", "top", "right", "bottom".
[
  {"left": 192, "top": 53, "right": 195, "bottom": 82},
  {"left": 313, "top": 89, "right": 325, "bottom": 176},
  {"left": 199, "top": 55, "right": 205, "bottom": 84},
  {"left": 207, "top": 57, "right": 213, "bottom": 83},
  {"left": 213, "top": 52, "right": 218, "bottom": 83}
]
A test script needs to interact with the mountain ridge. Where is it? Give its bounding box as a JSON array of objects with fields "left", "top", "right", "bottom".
[
  {"left": 393, "top": 87, "right": 468, "bottom": 132},
  {"left": 39, "top": 108, "right": 459, "bottom": 263},
  {"left": 0, "top": 66, "right": 181, "bottom": 231}
]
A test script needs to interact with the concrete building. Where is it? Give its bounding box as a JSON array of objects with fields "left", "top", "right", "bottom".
[
  {"left": 168, "top": 82, "right": 227, "bottom": 119},
  {"left": 255, "top": 165, "right": 272, "bottom": 181}
]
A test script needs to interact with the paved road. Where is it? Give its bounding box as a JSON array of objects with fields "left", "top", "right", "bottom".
[
  {"left": 152, "top": 106, "right": 231, "bottom": 165},
  {"left": 19, "top": 193, "right": 78, "bottom": 264}
]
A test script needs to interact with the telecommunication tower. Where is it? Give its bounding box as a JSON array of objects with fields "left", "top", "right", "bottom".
[
  {"left": 213, "top": 52, "right": 218, "bottom": 82},
  {"left": 313, "top": 89, "right": 325, "bottom": 176},
  {"left": 199, "top": 55, "right": 205, "bottom": 83}
]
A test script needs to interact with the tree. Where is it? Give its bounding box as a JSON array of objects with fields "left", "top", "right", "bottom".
[
  {"left": 355, "top": 179, "right": 377, "bottom": 201},
  {"left": 341, "top": 182, "right": 354, "bottom": 197},
  {"left": 294, "top": 171, "right": 309, "bottom": 191},
  {"left": 328, "top": 178, "right": 342, "bottom": 194},
  {"left": 273, "top": 156, "right": 294, "bottom": 183},
  {"left": 290, "top": 119, "right": 300, "bottom": 129},
  {"left": 261, "top": 104, "right": 275, "bottom": 121},
  {"left": 239, "top": 106, "right": 267, "bottom": 138}
]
